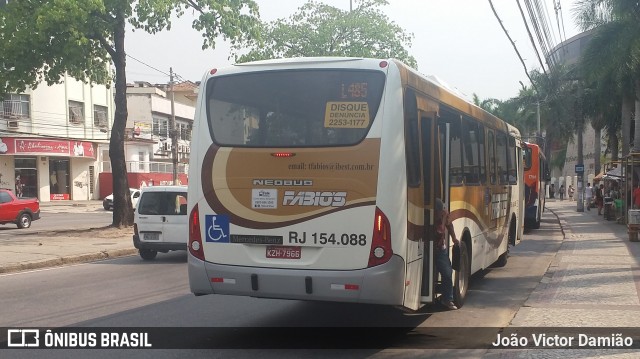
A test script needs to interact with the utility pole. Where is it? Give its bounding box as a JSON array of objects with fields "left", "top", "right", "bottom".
[
  {"left": 536, "top": 101, "right": 541, "bottom": 141},
  {"left": 170, "top": 67, "right": 178, "bottom": 185},
  {"left": 350, "top": 0, "right": 352, "bottom": 12}
]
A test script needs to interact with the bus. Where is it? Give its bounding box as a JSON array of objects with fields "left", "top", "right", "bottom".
[
  {"left": 187, "top": 57, "right": 523, "bottom": 311},
  {"left": 523, "top": 142, "right": 547, "bottom": 229}
]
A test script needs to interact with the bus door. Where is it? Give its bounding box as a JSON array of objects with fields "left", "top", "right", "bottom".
[
  {"left": 403, "top": 89, "right": 429, "bottom": 310},
  {"left": 421, "top": 117, "right": 450, "bottom": 303},
  {"left": 418, "top": 98, "right": 440, "bottom": 304}
]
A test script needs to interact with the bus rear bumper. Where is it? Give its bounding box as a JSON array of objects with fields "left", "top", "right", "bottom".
[{"left": 188, "top": 254, "right": 406, "bottom": 305}]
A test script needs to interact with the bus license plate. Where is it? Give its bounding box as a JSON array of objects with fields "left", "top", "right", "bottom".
[{"left": 266, "top": 246, "right": 301, "bottom": 259}]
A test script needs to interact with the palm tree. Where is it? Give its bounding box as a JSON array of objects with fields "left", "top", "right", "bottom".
[{"left": 574, "top": 0, "right": 640, "bottom": 154}]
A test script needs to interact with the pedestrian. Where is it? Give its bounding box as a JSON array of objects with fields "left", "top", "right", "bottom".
[
  {"left": 585, "top": 182, "right": 592, "bottom": 211},
  {"left": 568, "top": 185, "right": 575, "bottom": 201},
  {"left": 435, "top": 198, "right": 459, "bottom": 310},
  {"left": 559, "top": 185, "right": 565, "bottom": 200},
  {"left": 550, "top": 184, "right": 555, "bottom": 199},
  {"left": 633, "top": 183, "right": 640, "bottom": 209},
  {"left": 597, "top": 183, "right": 604, "bottom": 215},
  {"left": 15, "top": 174, "right": 23, "bottom": 198}
]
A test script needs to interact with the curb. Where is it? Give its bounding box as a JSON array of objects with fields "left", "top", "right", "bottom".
[
  {"left": 544, "top": 205, "right": 566, "bottom": 239},
  {"left": 0, "top": 248, "right": 138, "bottom": 275}
]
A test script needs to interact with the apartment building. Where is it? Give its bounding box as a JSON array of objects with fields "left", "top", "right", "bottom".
[
  {"left": 0, "top": 76, "right": 113, "bottom": 201},
  {"left": 1, "top": 78, "right": 197, "bottom": 201}
]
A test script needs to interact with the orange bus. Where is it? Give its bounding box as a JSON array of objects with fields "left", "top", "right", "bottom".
[{"left": 523, "top": 142, "right": 547, "bottom": 229}]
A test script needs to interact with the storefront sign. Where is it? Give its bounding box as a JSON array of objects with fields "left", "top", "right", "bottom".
[
  {"left": 0, "top": 137, "right": 96, "bottom": 159},
  {"left": 50, "top": 193, "right": 70, "bottom": 200}
]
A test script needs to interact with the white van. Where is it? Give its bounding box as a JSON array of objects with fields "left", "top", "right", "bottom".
[{"left": 133, "top": 185, "right": 188, "bottom": 260}]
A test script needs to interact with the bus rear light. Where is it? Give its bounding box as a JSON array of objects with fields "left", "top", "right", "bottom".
[
  {"left": 210, "top": 68, "right": 218, "bottom": 75},
  {"left": 189, "top": 204, "right": 205, "bottom": 260},
  {"left": 271, "top": 152, "right": 296, "bottom": 158},
  {"left": 379, "top": 60, "right": 388, "bottom": 68},
  {"left": 368, "top": 207, "right": 392, "bottom": 267}
]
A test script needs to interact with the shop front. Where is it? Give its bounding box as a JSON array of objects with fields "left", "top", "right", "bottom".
[{"left": 0, "top": 136, "right": 97, "bottom": 201}]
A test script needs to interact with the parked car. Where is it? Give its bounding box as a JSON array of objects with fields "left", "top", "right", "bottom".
[
  {"left": 0, "top": 188, "right": 40, "bottom": 229},
  {"left": 102, "top": 188, "right": 141, "bottom": 211},
  {"left": 133, "top": 185, "right": 188, "bottom": 260}
]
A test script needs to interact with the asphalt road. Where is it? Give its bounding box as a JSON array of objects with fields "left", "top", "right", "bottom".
[
  {"left": 0, "top": 210, "right": 564, "bottom": 358},
  {"left": 0, "top": 211, "right": 112, "bottom": 237}
]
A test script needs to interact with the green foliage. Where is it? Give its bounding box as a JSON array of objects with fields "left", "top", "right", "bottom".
[
  {"left": 0, "top": 0, "right": 111, "bottom": 94},
  {"left": 0, "top": 0, "right": 261, "bottom": 226},
  {"left": 232, "top": 0, "right": 417, "bottom": 68},
  {"left": 0, "top": 0, "right": 261, "bottom": 94}
]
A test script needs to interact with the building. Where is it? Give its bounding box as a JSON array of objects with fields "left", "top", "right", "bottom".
[
  {"left": 97, "top": 81, "right": 196, "bottom": 198},
  {"left": 1, "top": 76, "right": 114, "bottom": 201},
  {"left": 1, "top": 77, "right": 197, "bottom": 202}
]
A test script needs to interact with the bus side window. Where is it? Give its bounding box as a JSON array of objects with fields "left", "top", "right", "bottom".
[
  {"left": 404, "top": 88, "right": 420, "bottom": 187},
  {"left": 487, "top": 130, "right": 496, "bottom": 184},
  {"left": 478, "top": 124, "right": 486, "bottom": 184},
  {"left": 496, "top": 133, "right": 508, "bottom": 184},
  {"left": 440, "top": 108, "right": 463, "bottom": 185},
  {"left": 508, "top": 136, "right": 517, "bottom": 184},
  {"left": 462, "top": 117, "right": 480, "bottom": 185}
]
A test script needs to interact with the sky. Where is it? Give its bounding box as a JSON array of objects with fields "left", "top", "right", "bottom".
[{"left": 124, "top": 0, "right": 582, "bottom": 101}]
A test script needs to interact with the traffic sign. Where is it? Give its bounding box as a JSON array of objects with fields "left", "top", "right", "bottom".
[{"left": 575, "top": 164, "right": 584, "bottom": 173}]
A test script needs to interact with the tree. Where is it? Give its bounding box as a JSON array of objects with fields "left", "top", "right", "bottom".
[
  {"left": 232, "top": 0, "right": 417, "bottom": 68},
  {"left": 574, "top": 0, "right": 640, "bottom": 154},
  {"left": 0, "top": 0, "right": 261, "bottom": 227}
]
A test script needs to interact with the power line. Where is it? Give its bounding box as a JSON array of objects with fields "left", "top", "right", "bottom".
[
  {"left": 487, "top": 0, "right": 540, "bottom": 95},
  {"left": 126, "top": 54, "right": 170, "bottom": 78},
  {"left": 516, "top": 0, "right": 548, "bottom": 76}
]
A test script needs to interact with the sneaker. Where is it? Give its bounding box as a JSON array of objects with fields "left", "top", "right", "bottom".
[{"left": 439, "top": 297, "right": 458, "bottom": 310}]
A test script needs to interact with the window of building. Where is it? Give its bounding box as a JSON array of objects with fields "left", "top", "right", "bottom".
[
  {"left": 93, "top": 105, "right": 108, "bottom": 128},
  {"left": 152, "top": 117, "right": 168, "bottom": 138},
  {"left": 69, "top": 101, "right": 85, "bottom": 125},
  {"left": 178, "top": 122, "right": 191, "bottom": 141},
  {"left": 3, "top": 94, "right": 30, "bottom": 128}
]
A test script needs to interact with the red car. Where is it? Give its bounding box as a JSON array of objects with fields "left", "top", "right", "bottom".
[{"left": 0, "top": 188, "right": 40, "bottom": 228}]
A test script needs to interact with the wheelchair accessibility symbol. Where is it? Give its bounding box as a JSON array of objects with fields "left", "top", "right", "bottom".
[{"left": 205, "top": 215, "right": 230, "bottom": 243}]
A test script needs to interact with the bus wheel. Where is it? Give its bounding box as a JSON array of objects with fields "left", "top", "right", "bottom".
[{"left": 453, "top": 241, "right": 469, "bottom": 308}]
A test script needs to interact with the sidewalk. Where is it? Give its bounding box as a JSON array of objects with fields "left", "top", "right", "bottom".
[
  {"left": 38, "top": 200, "right": 105, "bottom": 214},
  {"left": 486, "top": 198, "right": 640, "bottom": 358},
  {"left": 0, "top": 201, "right": 135, "bottom": 274}
]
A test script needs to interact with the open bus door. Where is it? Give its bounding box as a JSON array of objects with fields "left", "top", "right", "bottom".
[
  {"left": 403, "top": 91, "right": 445, "bottom": 310},
  {"left": 419, "top": 118, "right": 450, "bottom": 304}
]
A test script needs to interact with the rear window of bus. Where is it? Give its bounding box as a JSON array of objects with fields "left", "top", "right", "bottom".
[{"left": 205, "top": 69, "right": 386, "bottom": 147}]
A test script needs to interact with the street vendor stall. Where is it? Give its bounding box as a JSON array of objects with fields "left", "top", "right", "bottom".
[{"left": 623, "top": 153, "right": 640, "bottom": 241}]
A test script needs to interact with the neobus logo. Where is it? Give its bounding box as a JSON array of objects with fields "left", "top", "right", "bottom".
[
  {"left": 283, "top": 191, "right": 347, "bottom": 207},
  {"left": 253, "top": 179, "right": 313, "bottom": 186}
]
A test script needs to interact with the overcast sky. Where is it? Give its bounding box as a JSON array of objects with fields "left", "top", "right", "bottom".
[{"left": 124, "top": 0, "right": 582, "bottom": 101}]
